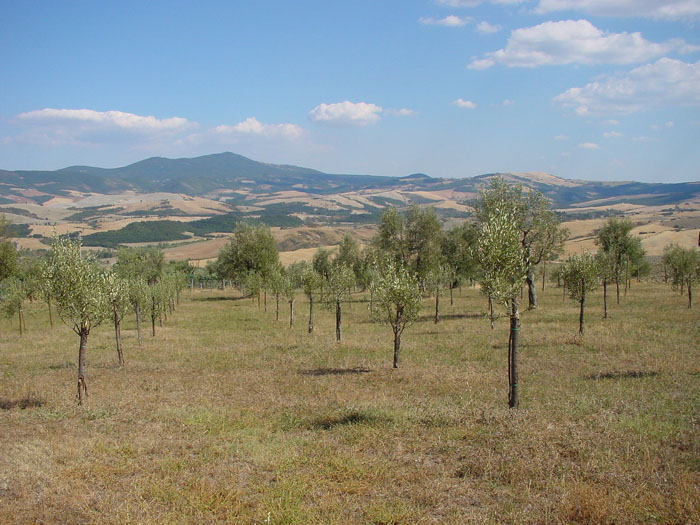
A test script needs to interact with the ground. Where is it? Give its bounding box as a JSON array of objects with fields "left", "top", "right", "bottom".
[{"left": 0, "top": 282, "right": 698, "bottom": 523}]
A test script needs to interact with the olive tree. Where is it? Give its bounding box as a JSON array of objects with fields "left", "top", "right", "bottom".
[
  {"left": 371, "top": 259, "right": 422, "bottom": 368},
  {"left": 473, "top": 189, "right": 528, "bottom": 409},
  {"left": 595, "top": 218, "right": 643, "bottom": 304},
  {"left": 663, "top": 244, "right": 700, "bottom": 308},
  {"left": 560, "top": 253, "right": 600, "bottom": 336},
  {"left": 472, "top": 179, "right": 567, "bottom": 310},
  {"left": 128, "top": 278, "right": 150, "bottom": 344},
  {"left": 327, "top": 263, "right": 355, "bottom": 342},
  {"left": 105, "top": 273, "right": 131, "bottom": 365},
  {"left": 301, "top": 265, "right": 322, "bottom": 333},
  {"left": 44, "top": 236, "right": 111, "bottom": 404},
  {"left": 1, "top": 277, "right": 29, "bottom": 335}
]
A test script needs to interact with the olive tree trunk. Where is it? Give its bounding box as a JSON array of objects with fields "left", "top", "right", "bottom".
[
  {"left": 308, "top": 294, "right": 314, "bottom": 333},
  {"left": 77, "top": 326, "right": 89, "bottom": 405},
  {"left": 434, "top": 290, "right": 440, "bottom": 324},
  {"left": 289, "top": 299, "right": 294, "bottom": 329},
  {"left": 578, "top": 296, "right": 585, "bottom": 336},
  {"left": 113, "top": 303, "right": 124, "bottom": 366},
  {"left": 135, "top": 304, "right": 142, "bottom": 345},
  {"left": 526, "top": 269, "right": 538, "bottom": 309},
  {"left": 508, "top": 298, "right": 520, "bottom": 409},
  {"left": 603, "top": 279, "right": 608, "bottom": 319},
  {"left": 688, "top": 280, "right": 693, "bottom": 309},
  {"left": 275, "top": 294, "right": 280, "bottom": 321},
  {"left": 335, "top": 300, "right": 342, "bottom": 343},
  {"left": 393, "top": 307, "right": 403, "bottom": 369}
]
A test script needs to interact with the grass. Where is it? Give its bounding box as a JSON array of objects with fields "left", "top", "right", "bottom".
[{"left": 0, "top": 282, "right": 698, "bottom": 523}]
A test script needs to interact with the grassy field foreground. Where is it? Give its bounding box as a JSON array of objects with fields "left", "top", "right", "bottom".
[{"left": 0, "top": 282, "right": 698, "bottom": 523}]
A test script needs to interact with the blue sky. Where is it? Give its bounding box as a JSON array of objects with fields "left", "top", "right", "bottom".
[{"left": 1, "top": 0, "right": 699, "bottom": 182}]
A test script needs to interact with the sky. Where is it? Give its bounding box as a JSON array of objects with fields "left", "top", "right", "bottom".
[{"left": 1, "top": 0, "right": 699, "bottom": 183}]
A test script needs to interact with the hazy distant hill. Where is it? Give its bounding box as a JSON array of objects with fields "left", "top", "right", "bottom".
[{"left": 2, "top": 152, "right": 699, "bottom": 210}]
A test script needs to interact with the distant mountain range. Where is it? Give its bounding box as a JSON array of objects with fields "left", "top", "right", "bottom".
[{"left": 2, "top": 151, "right": 699, "bottom": 209}]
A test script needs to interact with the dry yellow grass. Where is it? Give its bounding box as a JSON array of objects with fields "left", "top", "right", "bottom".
[{"left": 0, "top": 281, "right": 698, "bottom": 523}]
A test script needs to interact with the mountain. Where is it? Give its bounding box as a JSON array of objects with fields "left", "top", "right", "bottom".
[{"left": 2, "top": 152, "right": 699, "bottom": 211}]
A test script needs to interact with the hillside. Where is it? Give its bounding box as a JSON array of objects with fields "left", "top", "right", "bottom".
[{"left": 2, "top": 152, "right": 699, "bottom": 260}]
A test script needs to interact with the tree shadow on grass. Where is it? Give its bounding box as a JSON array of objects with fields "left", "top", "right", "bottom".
[
  {"left": 299, "top": 367, "right": 372, "bottom": 376},
  {"left": 191, "top": 295, "right": 250, "bottom": 302},
  {"left": 0, "top": 394, "right": 45, "bottom": 410},
  {"left": 585, "top": 371, "right": 659, "bottom": 380},
  {"left": 418, "top": 312, "right": 489, "bottom": 323},
  {"left": 307, "top": 409, "right": 391, "bottom": 430}
]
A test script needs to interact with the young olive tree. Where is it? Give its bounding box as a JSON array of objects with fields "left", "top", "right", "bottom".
[
  {"left": 371, "top": 260, "right": 422, "bottom": 368},
  {"left": 474, "top": 195, "right": 528, "bottom": 409},
  {"left": 283, "top": 274, "right": 297, "bottom": 329},
  {"left": 327, "top": 263, "right": 355, "bottom": 342},
  {"left": 1, "top": 277, "right": 29, "bottom": 335},
  {"left": 560, "top": 253, "right": 600, "bottom": 336},
  {"left": 301, "top": 265, "right": 322, "bottom": 333},
  {"left": 472, "top": 179, "right": 567, "bottom": 310},
  {"left": 663, "top": 244, "right": 700, "bottom": 308},
  {"left": 128, "top": 278, "right": 149, "bottom": 345},
  {"left": 105, "top": 273, "right": 131, "bottom": 365},
  {"left": 45, "top": 236, "right": 111, "bottom": 404},
  {"left": 595, "top": 218, "right": 643, "bottom": 304}
]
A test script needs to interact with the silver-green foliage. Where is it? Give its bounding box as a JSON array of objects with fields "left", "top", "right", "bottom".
[
  {"left": 44, "top": 236, "right": 110, "bottom": 334},
  {"left": 561, "top": 253, "right": 600, "bottom": 302}
]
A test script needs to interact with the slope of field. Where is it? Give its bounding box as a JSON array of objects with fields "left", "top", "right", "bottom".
[{"left": 0, "top": 283, "right": 697, "bottom": 522}]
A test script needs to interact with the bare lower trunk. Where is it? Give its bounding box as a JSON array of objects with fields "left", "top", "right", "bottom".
[
  {"left": 151, "top": 313, "right": 156, "bottom": 337},
  {"left": 688, "top": 281, "right": 693, "bottom": 309},
  {"left": 264, "top": 291, "right": 267, "bottom": 313},
  {"left": 308, "top": 294, "right": 314, "bottom": 333},
  {"left": 335, "top": 301, "right": 342, "bottom": 343},
  {"left": 579, "top": 296, "right": 585, "bottom": 336},
  {"left": 616, "top": 278, "right": 620, "bottom": 304},
  {"left": 289, "top": 300, "right": 294, "bottom": 328},
  {"left": 77, "top": 327, "right": 89, "bottom": 405},
  {"left": 135, "top": 304, "right": 142, "bottom": 345},
  {"left": 113, "top": 304, "right": 124, "bottom": 366},
  {"left": 526, "top": 270, "right": 537, "bottom": 309},
  {"left": 542, "top": 262, "right": 546, "bottom": 292},
  {"left": 603, "top": 279, "right": 608, "bottom": 319},
  {"left": 393, "top": 328, "right": 401, "bottom": 369},
  {"left": 18, "top": 307, "right": 24, "bottom": 336},
  {"left": 489, "top": 295, "right": 494, "bottom": 330},
  {"left": 369, "top": 289, "right": 374, "bottom": 316},
  {"left": 434, "top": 290, "right": 440, "bottom": 324},
  {"left": 508, "top": 298, "right": 520, "bottom": 409},
  {"left": 48, "top": 300, "right": 53, "bottom": 328},
  {"left": 450, "top": 284, "right": 454, "bottom": 306},
  {"left": 275, "top": 294, "right": 280, "bottom": 321}
]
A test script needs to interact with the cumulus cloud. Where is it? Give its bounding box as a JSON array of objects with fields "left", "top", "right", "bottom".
[
  {"left": 437, "top": 0, "right": 525, "bottom": 6},
  {"left": 502, "top": 99, "right": 515, "bottom": 106},
  {"left": 453, "top": 98, "right": 477, "bottom": 109},
  {"left": 468, "top": 19, "right": 697, "bottom": 69},
  {"left": 476, "top": 21, "right": 502, "bottom": 34},
  {"left": 17, "top": 108, "right": 195, "bottom": 134},
  {"left": 554, "top": 58, "right": 700, "bottom": 115},
  {"left": 534, "top": 0, "right": 700, "bottom": 20},
  {"left": 215, "top": 117, "right": 304, "bottom": 139},
  {"left": 309, "top": 101, "right": 384, "bottom": 125},
  {"left": 420, "top": 15, "right": 471, "bottom": 26},
  {"left": 384, "top": 108, "right": 415, "bottom": 116},
  {"left": 603, "top": 131, "right": 623, "bottom": 138},
  {"left": 578, "top": 142, "right": 600, "bottom": 149}
]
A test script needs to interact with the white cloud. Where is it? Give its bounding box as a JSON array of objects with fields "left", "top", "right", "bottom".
[
  {"left": 309, "top": 101, "right": 383, "bottom": 125},
  {"left": 468, "top": 19, "right": 697, "bottom": 69},
  {"left": 214, "top": 117, "right": 304, "bottom": 139},
  {"left": 554, "top": 58, "right": 700, "bottom": 115},
  {"left": 665, "top": 120, "right": 675, "bottom": 128},
  {"left": 420, "top": 15, "right": 471, "bottom": 26},
  {"left": 476, "top": 21, "right": 502, "bottom": 34},
  {"left": 453, "top": 98, "right": 477, "bottom": 109},
  {"left": 554, "top": 134, "right": 569, "bottom": 140},
  {"left": 602, "top": 119, "right": 621, "bottom": 126},
  {"left": 534, "top": 0, "right": 700, "bottom": 20},
  {"left": 502, "top": 98, "right": 515, "bottom": 106},
  {"left": 385, "top": 108, "right": 415, "bottom": 116},
  {"left": 17, "top": 108, "right": 195, "bottom": 134},
  {"left": 579, "top": 142, "right": 600, "bottom": 149},
  {"left": 437, "top": 0, "right": 525, "bottom": 6},
  {"left": 633, "top": 136, "right": 658, "bottom": 142},
  {"left": 603, "top": 130, "right": 623, "bottom": 138}
]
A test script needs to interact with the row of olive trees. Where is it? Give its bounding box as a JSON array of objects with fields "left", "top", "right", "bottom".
[
  {"left": 662, "top": 243, "right": 700, "bottom": 308},
  {"left": 0, "top": 235, "right": 186, "bottom": 404}
]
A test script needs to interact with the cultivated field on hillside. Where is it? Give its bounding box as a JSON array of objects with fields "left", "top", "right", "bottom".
[{"left": 1, "top": 282, "right": 698, "bottom": 523}]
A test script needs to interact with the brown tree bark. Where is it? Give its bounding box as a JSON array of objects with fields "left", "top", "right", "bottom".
[
  {"left": 289, "top": 300, "right": 294, "bottom": 328},
  {"left": 526, "top": 269, "right": 538, "bottom": 309},
  {"left": 508, "top": 298, "right": 520, "bottom": 409},
  {"left": 434, "top": 290, "right": 440, "bottom": 324},
  {"left": 603, "top": 279, "right": 608, "bottom": 319},
  {"left": 135, "top": 304, "right": 142, "bottom": 345},
  {"left": 113, "top": 303, "right": 124, "bottom": 366},
  {"left": 393, "top": 308, "right": 403, "bottom": 369},
  {"left": 77, "top": 326, "right": 89, "bottom": 405},
  {"left": 579, "top": 296, "right": 585, "bottom": 336},
  {"left": 335, "top": 300, "right": 342, "bottom": 342},
  {"left": 308, "top": 294, "right": 314, "bottom": 334}
]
